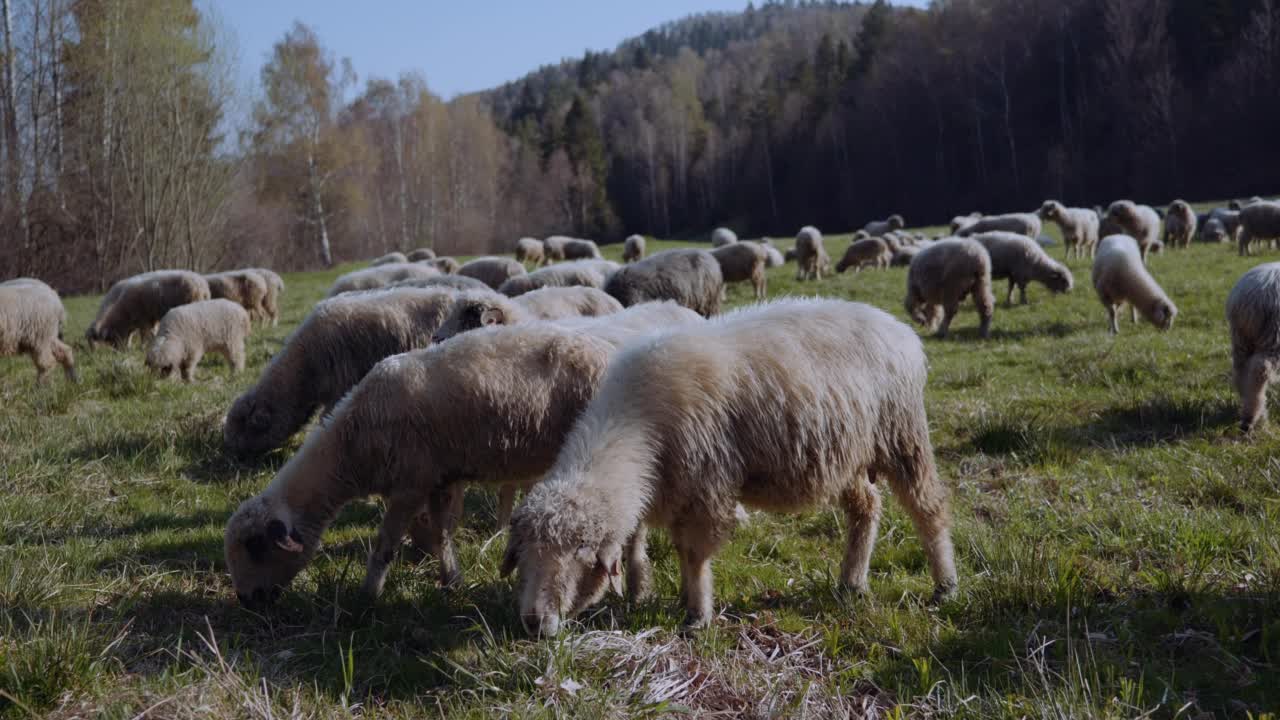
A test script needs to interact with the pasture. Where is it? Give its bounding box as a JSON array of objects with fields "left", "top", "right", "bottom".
[{"left": 2, "top": 219, "right": 1279, "bottom": 718}]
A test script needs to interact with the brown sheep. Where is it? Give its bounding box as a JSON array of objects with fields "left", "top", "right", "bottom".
[
  {"left": 709, "top": 241, "right": 768, "bottom": 300},
  {"left": 458, "top": 256, "right": 528, "bottom": 289},
  {"left": 835, "top": 238, "right": 892, "bottom": 273},
  {"left": 904, "top": 238, "right": 994, "bottom": 339},
  {"left": 86, "top": 270, "right": 212, "bottom": 349}
]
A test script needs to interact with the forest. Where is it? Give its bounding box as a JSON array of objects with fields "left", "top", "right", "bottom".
[{"left": 0, "top": 0, "right": 1277, "bottom": 291}]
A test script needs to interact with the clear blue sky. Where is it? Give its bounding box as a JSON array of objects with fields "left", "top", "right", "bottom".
[{"left": 209, "top": 1, "right": 925, "bottom": 100}]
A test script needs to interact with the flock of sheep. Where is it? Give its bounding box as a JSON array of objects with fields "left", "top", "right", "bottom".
[{"left": 2, "top": 193, "right": 1279, "bottom": 634}]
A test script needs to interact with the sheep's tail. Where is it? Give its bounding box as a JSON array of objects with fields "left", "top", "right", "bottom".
[{"left": 883, "top": 405, "right": 957, "bottom": 595}]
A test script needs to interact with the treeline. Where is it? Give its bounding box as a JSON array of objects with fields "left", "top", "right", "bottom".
[{"left": 2, "top": 0, "right": 1278, "bottom": 291}]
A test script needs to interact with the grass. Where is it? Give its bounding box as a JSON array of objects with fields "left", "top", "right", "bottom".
[{"left": 3, "top": 213, "right": 1280, "bottom": 717}]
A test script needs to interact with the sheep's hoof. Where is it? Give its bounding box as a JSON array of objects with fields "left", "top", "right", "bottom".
[
  {"left": 929, "top": 583, "right": 958, "bottom": 605},
  {"left": 837, "top": 582, "right": 870, "bottom": 599},
  {"left": 681, "top": 613, "right": 713, "bottom": 631}
]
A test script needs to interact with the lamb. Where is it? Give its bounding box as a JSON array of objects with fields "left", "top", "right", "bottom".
[
  {"left": 1227, "top": 263, "right": 1280, "bottom": 432},
  {"left": 371, "top": 252, "right": 409, "bottom": 266},
  {"left": 389, "top": 274, "right": 491, "bottom": 292},
  {"left": 1091, "top": 235, "right": 1177, "bottom": 334},
  {"left": 205, "top": 270, "right": 269, "bottom": 324},
  {"left": 224, "top": 302, "right": 704, "bottom": 605},
  {"left": 457, "top": 256, "right": 527, "bottom": 289},
  {"left": 955, "top": 212, "right": 1042, "bottom": 239},
  {"left": 543, "top": 236, "right": 570, "bottom": 262},
  {"left": 423, "top": 256, "right": 461, "bottom": 274},
  {"left": 515, "top": 237, "right": 546, "bottom": 266},
  {"left": 835, "top": 238, "right": 892, "bottom": 273},
  {"left": 502, "top": 299, "right": 957, "bottom": 634},
  {"left": 86, "top": 270, "right": 212, "bottom": 348},
  {"left": 794, "top": 226, "right": 831, "bottom": 281},
  {"left": 0, "top": 278, "right": 77, "bottom": 383},
  {"left": 1163, "top": 200, "right": 1198, "bottom": 250},
  {"left": 971, "top": 231, "right": 1073, "bottom": 305},
  {"left": 563, "top": 239, "right": 603, "bottom": 260},
  {"left": 604, "top": 248, "right": 724, "bottom": 317},
  {"left": 863, "top": 214, "right": 905, "bottom": 236},
  {"left": 1102, "top": 200, "right": 1162, "bottom": 261},
  {"left": 406, "top": 248, "right": 437, "bottom": 262},
  {"left": 711, "top": 227, "right": 738, "bottom": 247},
  {"left": 223, "top": 287, "right": 459, "bottom": 457},
  {"left": 497, "top": 260, "right": 620, "bottom": 297},
  {"left": 709, "top": 241, "right": 768, "bottom": 300},
  {"left": 623, "top": 234, "right": 646, "bottom": 263},
  {"left": 1038, "top": 200, "right": 1101, "bottom": 259},
  {"left": 250, "top": 269, "right": 285, "bottom": 327},
  {"left": 904, "top": 238, "right": 994, "bottom": 339},
  {"left": 145, "top": 299, "right": 251, "bottom": 381},
  {"left": 327, "top": 263, "right": 441, "bottom": 297},
  {"left": 432, "top": 286, "right": 625, "bottom": 343},
  {"left": 760, "top": 239, "right": 785, "bottom": 268},
  {"left": 1237, "top": 201, "right": 1280, "bottom": 257}
]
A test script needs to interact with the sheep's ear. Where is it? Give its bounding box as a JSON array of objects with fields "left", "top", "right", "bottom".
[
  {"left": 267, "top": 518, "right": 303, "bottom": 553},
  {"left": 500, "top": 537, "right": 520, "bottom": 578},
  {"left": 480, "top": 307, "right": 504, "bottom": 327}
]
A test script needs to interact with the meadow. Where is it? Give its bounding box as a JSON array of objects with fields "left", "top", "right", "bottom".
[{"left": 2, "top": 216, "right": 1279, "bottom": 718}]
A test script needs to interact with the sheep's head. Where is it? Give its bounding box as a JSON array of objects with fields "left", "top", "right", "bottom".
[
  {"left": 1106, "top": 201, "right": 1137, "bottom": 225},
  {"left": 1046, "top": 265, "right": 1074, "bottom": 294},
  {"left": 888, "top": 215, "right": 905, "bottom": 230},
  {"left": 1038, "top": 201, "right": 1062, "bottom": 220},
  {"left": 225, "top": 389, "right": 307, "bottom": 457},
  {"left": 144, "top": 335, "right": 183, "bottom": 378},
  {"left": 1149, "top": 299, "right": 1177, "bottom": 331},
  {"left": 224, "top": 494, "right": 316, "bottom": 608},
  {"left": 432, "top": 296, "right": 511, "bottom": 343}
]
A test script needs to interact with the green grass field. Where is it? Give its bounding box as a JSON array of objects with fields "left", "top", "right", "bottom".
[{"left": 3, "top": 216, "right": 1279, "bottom": 718}]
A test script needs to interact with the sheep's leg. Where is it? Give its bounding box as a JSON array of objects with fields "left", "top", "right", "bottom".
[
  {"left": 1004, "top": 279, "right": 1015, "bottom": 306},
  {"left": 495, "top": 483, "right": 517, "bottom": 529},
  {"left": 1237, "top": 354, "right": 1274, "bottom": 433},
  {"left": 1107, "top": 304, "right": 1120, "bottom": 334},
  {"left": 1130, "top": 304, "right": 1138, "bottom": 324},
  {"left": 883, "top": 448, "right": 958, "bottom": 600},
  {"left": 838, "top": 474, "right": 882, "bottom": 594},
  {"left": 1239, "top": 230, "right": 1252, "bottom": 257},
  {"left": 1018, "top": 282, "right": 1028, "bottom": 306},
  {"left": 974, "top": 290, "right": 994, "bottom": 340},
  {"left": 180, "top": 353, "right": 200, "bottom": 383},
  {"left": 935, "top": 301, "right": 959, "bottom": 339},
  {"left": 51, "top": 339, "right": 77, "bottom": 382},
  {"left": 625, "top": 525, "right": 653, "bottom": 602},
  {"left": 229, "top": 340, "right": 246, "bottom": 373},
  {"left": 672, "top": 525, "right": 724, "bottom": 628},
  {"left": 29, "top": 347, "right": 53, "bottom": 384},
  {"left": 364, "top": 487, "right": 434, "bottom": 596}
]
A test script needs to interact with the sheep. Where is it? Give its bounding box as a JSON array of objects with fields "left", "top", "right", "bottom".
[
  {"left": 623, "top": 234, "right": 646, "bottom": 263},
  {"left": 457, "top": 256, "right": 527, "bottom": 290},
  {"left": 711, "top": 227, "right": 738, "bottom": 247},
  {"left": 1038, "top": 200, "right": 1101, "bottom": 259},
  {"left": 955, "top": 212, "right": 1042, "bottom": 240},
  {"left": 515, "top": 237, "right": 546, "bottom": 266},
  {"left": 1230, "top": 197, "right": 1265, "bottom": 211},
  {"left": 709, "top": 241, "right": 768, "bottom": 300},
  {"left": 1091, "top": 235, "right": 1177, "bottom": 334},
  {"left": 249, "top": 269, "right": 285, "bottom": 327},
  {"left": 835, "top": 238, "right": 892, "bottom": 273},
  {"left": 1237, "top": 201, "right": 1280, "bottom": 257},
  {"left": 205, "top": 270, "right": 269, "bottom": 324},
  {"left": 1228, "top": 263, "right": 1280, "bottom": 432},
  {"left": 422, "top": 256, "right": 461, "bottom": 274},
  {"left": 950, "top": 212, "right": 983, "bottom": 234},
  {"left": 794, "top": 226, "right": 831, "bottom": 281},
  {"left": 327, "top": 263, "right": 441, "bottom": 298},
  {"left": 783, "top": 247, "right": 798, "bottom": 263},
  {"left": 543, "top": 236, "right": 570, "bottom": 262},
  {"left": 389, "top": 274, "right": 491, "bottom": 292},
  {"left": 86, "top": 270, "right": 212, "bottom": 349},
  {"left": 406, "top": 248, "right": 437, "bottom": 262},
  {"left": 971, "top": 231, "right": 1073, "bottom": 305},
  {"left": 145, "top": 299, "right": 251, "bottom": 382},
  {"left": 1163, "top": 200, "right": 1198, "bottom": 250},
  {"left": 432, "top": 286, "right": 625, "bottom": 343},
  {"left": 371, "top": 252, "right": 409, "bottom": 266},
  {"left": 502, "top": 299, "right": 957, "bottom": 634},
  {"left": 904, "top": 238, "right": 994, "bottom": 339},
  {"left": 863, "top": 214, "right": 905, "bottom": 236},
  {"left": 223, "top": 287, "right": 459, "bottom": 457},
  {"left": 0, "top": 278, "right": 77, "bottom": 383},
  {"left": 1201, "top": 208, "right": 1242, "bottom": 244},
  {"left": 604, "top": 248, "right": 724, "bottom": 317},
  {"left": 891, "top": 244, "right": 922, "bottom": 267},
  {"left": 223, "top": 302, "right": 704, "bottom": 605},
  {"left": 497, "top": 260, "right": 620, "bottom": 297},
  {"left": 1103, "top": 201, "right": 1162, "bottom": 261},
  {"left": 760, "top": 239, "right": 785, "bottom": 268},
  {"left": 563, "top": 239, "right": 603, "bottom": 260}
]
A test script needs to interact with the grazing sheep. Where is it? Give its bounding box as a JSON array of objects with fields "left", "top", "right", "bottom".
[
  {"left": 145, "top": 299, "right": 251, "bottom": 382},
  {"left": 604, "top": 249, "right": 724, "bottom": 317},
  {"left": 390, "top": 274, "right": 491, "bottom": 292},
  {"left": 86, "top": 270, "right": 212, "bottom": 348},
  {"left": 891, "top": 245, "right": 922, "bottom": 267},
  {"left": 371, "top": 252, "right": 409, "bottom": 267},
  {"left": 515, "top": 237, "right": 546, "bottom": 266},
  {"left": 205, "top": 270, "right": 269, "bottom": 324},
  {"left": 709, "top": 241, "right": 768, "bottom": 300},
  {"left": 972, "top": 231, "right": 1073, "bottom": 305},
  {"left": 1163, "top": 200, "right": 1197, "bottom": 250},
  {"left": 904, "top": 238, "right": 994, "bottom": 339},
  {"left": 760, "top": 239, "right": 785, "bottom": 268},
  {"left": 1103, "top": 201, "right": 1162, "bottom": 261},
  {"left": 711, "top": 227, "right": 738, "bottom": 247},
  {"left": 543, "top": 236, "right": 570, "bottom": 262},
  {"left": 502, "top": 299, "right": 957, "bottom": 634},
  {"left": 863, "top": 214, "right": 905, "bottom": 236},
  {"left": 423, "top": 256, "right": 461, "bottom": 274},
  {"left": 327, "top": 263, "right": 441, "bottom": 298},
  {"left": 1038, "top": 200, "right": 1101, "bottom": 259},
  {"left": 1201, "top": 208, "right": 1242, "bottom": 244},
  {"left": 1228, "top": 263, "right": 1280, "bottom": 432},
  {"left": 1091, "top": 235, "right": 1177, "bottom": 334},
  {"left": 432, "top": 286, "right": 624, "bottom": 343},
  {"left": 783, "top": 247, "right": 798, "bottom": 263},
  {"left": 458, "top": 257, "right": 528, "bottom": 290},
  {"left": 224, "top": 288, "right": 458, "bottom": 457},
  {"left": 563, "top": 239, "right": 603, "bottom": 260},
  {"left": 497, "top": 260, "right": 620, "bottom": 297},
  {"left": 835, "top": 238, "right": 892, "bottom": 273},
  {"left": 1230, "top": 197, "right": 1265, "bottom": 211},
  {"left": 955, "top": 212, "right": 1042, "bottom": 239},
  {"left": 249, "top": 269, "right": 285, "bottom": 327},
  {"left": 794, "top": 226, "right": 830, "bottom": 281},
  {"left": 950, "top": 212, "right": 983, "bottom": 234},
  {"left": 623, "top": 235, "right": 646, "bottom": 263},
  {"left": 0, "top": 278, "right": 76, "bottom": 383},
  {"left": 224, "top": 302, "right": 704, "bottom": 604},
  {"left": 406, "top": 248, "right": 437, "bottom": 262},
  {"left": 1237, "top": 201, "right": 1280, "bottom": 257}
]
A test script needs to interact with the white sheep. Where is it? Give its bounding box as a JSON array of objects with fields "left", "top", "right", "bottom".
[
  {"left": 515, "top": 237, "right": 546, "bottom": 266},
  {"left": 1038, "top": 200, "right": 1101, "bottom": 259},
  {"left": 249, "top": 269, "right": 285, "bottom": 327},
  {"left": 1237, "top": 201, "right": 1280, "bottom": 257},
  {"left": 502, "top": 299, "right": 957, "bottom": 634},
  {"left": 543, "top": 236, "right": 570, "bottom": 262},
  {"left": 371, "top": 252, "right": 409, "bottom": 267},
  {"left": 863, "top": 214, "right": 905, "bottom": 236},
  {"left": 1091, "top": 235, "right": 1177, "bottom": 334},
  {"left": 0, "top": 278, "right": 77, "bottom": 383},
  {"left": 86, "top": 270, "right": 212, "bottom": 348},
  {"left": 904, "top": 238, "right": 994, "bottom": 339},
  {"left": 709, "top": 241, "right": 768, "bottom": 300},
  {"left": 759, "top": 239, "right": 785, "bottom": 268},
  {"left": 496, "top": 260, "right": 620, "bottom": 297},
  {"left": 145, "top": 299, "right": 252, "bottom": 381},
  {"left": 1163, "top": 200, "right": 1198, "bottom": 250},
  {"left": 971, "top": 231, "right": 1073, "bottom": 305},
  {"left": 1227, "top": 263, "right": 1280, "bottom": 432},
  {"left": 623, "top": 235, "right": 646, "bottom": 263},
  {"left": 794, "top": 226, "right": 830, "bottom": 281},
  {"left": 711, "top": 227, "right": 738, "bottom": 247},
  {"left": 205, "top": 270, "right": 269, "bottom": 324},
  {"left": 1103, "top": 201, "right": 1162, "bottom": 261},
  {"left": 562, "top": 239, "right": 604, "bottom": 260},
  {"left": 950, "top": 212, "right": 983, "bottom": 234},
  {"left": 955, "top": 212, "right": 1042, "bottom": 239},
  {"left": 604, "top": 249, "right": 724, "bottom": 317},
  {"left": 458, "top": 256, "right": 528, "bottom": 289},
  {"left": 423, "top": 257, "right": 461, "bottom": 274},
  {"left": 406, "top": 248, "right": 437, "bottom": 262},
  {"left": 432, "top": 286, "right": 624, "bottom": 343},
  {"left": 327, "top": 263, "right": 441, "bottom": 297}
]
